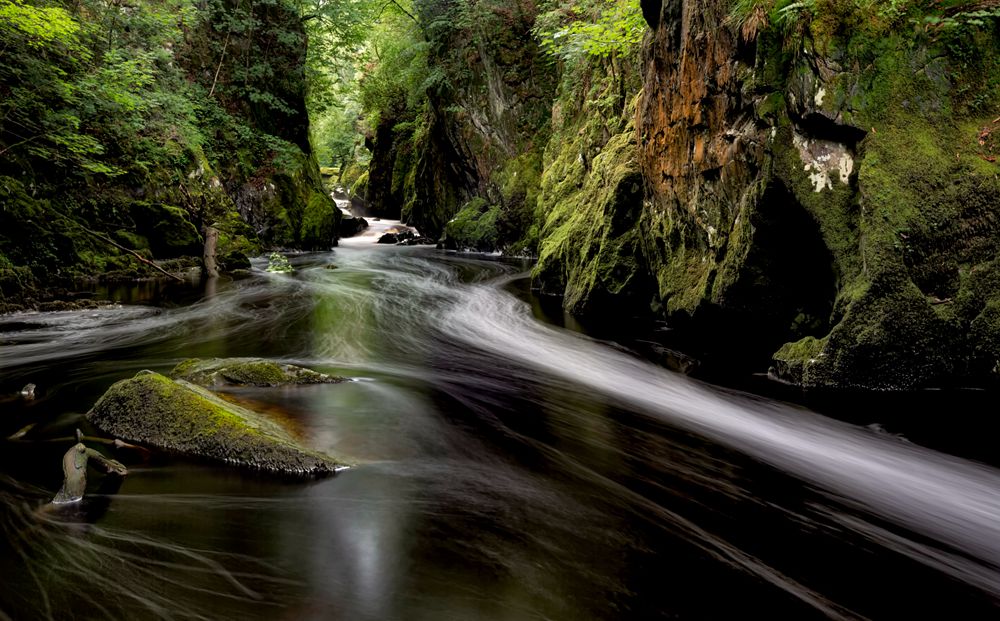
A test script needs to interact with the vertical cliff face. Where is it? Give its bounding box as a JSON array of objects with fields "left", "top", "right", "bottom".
[
  {"left": 180, "top": 0, "right": 339, "bottom": 250},
  {"left": 623, "top": 0, "right": 836, "bottom": 367},
  {"left": 352, "top": 0, "right": 1000, "bottom": 389},
  {"left": 637, "top": 0, "right": 771, "bottom": 319},
  {"left": 532, "top": 0, "right": 835, "bottom": 363},
  {"left": 362, "top": 0, "right": 556, "bottom": 244},
  {"left": 625, "top": 0, "right": 1000, "bottom": 388},
  {"left": 531, "top": 52, "right": 650, "bottom": 317}
]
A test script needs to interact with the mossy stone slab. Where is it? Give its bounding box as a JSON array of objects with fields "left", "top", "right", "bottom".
[
  {"left": 88, "top": 371, "right": 345, "bottom": 475},
  {"left": 170, "top": 357, "right": 346, "bottom": 388}
]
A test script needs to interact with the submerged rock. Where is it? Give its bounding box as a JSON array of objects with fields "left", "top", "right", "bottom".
[
  {"left": 19, "top": 383, "right": 35, "bottom": 400},
  {"left": 398, "top": 236, "right": 436, "bottom": 246},
  {"left": 376, "top": 227, "right": 416, "bottom": 244},
  {"left": 171, "top": 357, "right": 346, "bottom": 387},
  {"left": 88, "top": 371, "right": 345, "bottom": 475}
]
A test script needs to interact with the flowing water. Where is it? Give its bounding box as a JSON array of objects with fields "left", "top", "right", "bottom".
[{"left": 1, "top": 222, "right": 1000, "bottom": 620}]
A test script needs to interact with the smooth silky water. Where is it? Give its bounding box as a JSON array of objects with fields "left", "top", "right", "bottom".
[{"left": 2, "top": 223, "right": 1000, "bottom": 620}]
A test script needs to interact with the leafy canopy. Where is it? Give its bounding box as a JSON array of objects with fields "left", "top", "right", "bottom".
[{"left": 534, "top": 0, "right": 645, "bottom": 60}]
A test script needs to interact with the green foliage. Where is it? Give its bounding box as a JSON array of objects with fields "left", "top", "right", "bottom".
[
  {"left": 534, "top": 0, "right": 645, "bottom": 60},
  {"left": 358, "top": 14, "right": 431, "bottom": 129},
  {"left": 728, "top": 0, "right": 998, "bottom": 40},
  {"left": 0, "top": 0, "right": 83, "bottom": 51},
  {"left": 921, "top": 7, "right": 1000, "bottom": 30},
  {"left": 0, "top": 0, "right": 212, "bottom": 181},
  {"left": 444, "top": 199, "right": 502, "bottom": 250},
  {"left": 0, "top": 0, "right": 334, "bottom": 293},
  {"left": 266, "top": 252, "right": 294, "bottom": 273}
]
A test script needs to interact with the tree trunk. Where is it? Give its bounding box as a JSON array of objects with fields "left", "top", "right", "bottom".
[
  {"left": 51, "top": 434, "right": 128, "bottom": 504},
  {"left": 52, "top": 444, "right": 88, "bottom": 504},
  {"left": 202, "top": 225, "right": 219, "bottom": 278}
]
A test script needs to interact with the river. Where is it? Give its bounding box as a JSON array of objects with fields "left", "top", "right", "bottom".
[{"left": 1, "top": 222, "right": 999, "bottom": 620}]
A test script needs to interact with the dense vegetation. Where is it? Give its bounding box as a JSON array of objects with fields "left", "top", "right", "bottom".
[
  {"left": 332, "top": 0, "right": 1000, "bottom": 388},
  {"left": 0, "top": 0, "right": 338, "bottom": 311},
  {"left": 2, "top": 0, "right": 1000, "bottom": 388}
]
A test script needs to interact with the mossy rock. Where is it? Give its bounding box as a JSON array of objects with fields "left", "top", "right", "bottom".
[
  {"left": 88, "top": 371, "right": 346, "bottom": 475},
  {"left": 171, "top": 357, "right": 346, "bottom": 388},
  {"left": 533, "top": 105, "right": 651, "bottom": 317},
  {"left": 130, "top": 203, "right": 203, "bottom": 259},
  {"left": 443, "top": 198, "right": 501, "bottom": 251},
  {"left": 112, "top": 230, "right": 151, "bottom": 253},
  {"left": 299, "top": 189, "right": 338, "bottom": 249},
  {"left": 218, "top": 251, "right": 251, "bottom": 272},
  {"left": 0, "top": 265, "right": 36, "bottom": 302}
]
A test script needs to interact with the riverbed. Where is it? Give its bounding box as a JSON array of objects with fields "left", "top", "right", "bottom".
[{"left": 1, "top": 227, "right": 999, "bottom": 620}]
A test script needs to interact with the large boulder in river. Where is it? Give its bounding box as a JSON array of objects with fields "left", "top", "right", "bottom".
[
  {"left": 171, "top": 357, "right": 346, "bottom": 387},
  {"left": 339, "top": 215, "right": 369, "bottom": 238},
  {"left": 88, "top": 371, "right": 345, "bottom": 475}
]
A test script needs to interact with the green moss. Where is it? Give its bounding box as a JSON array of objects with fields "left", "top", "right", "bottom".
[
  {"left": 533, "top": 108, "right": 649, "bottom": 314},
  {"left": 443, "top": 199, "right": 503, "bottom": 251},
  {"left": 759, "top": 16, "right": 1000, "bottom": 388},
  {"left": 128, "top": 203, "right": 203, "bottom": 259},
  {"left": 970, "top": 297, "right": 1000, "bottom": 377},
  {"left": 215, "top": 209, "right": 263, "bottom": 257},
  {"left": 221, "top": 361, "right": 288, "bottom": 385},
  {"left": 170, "top": 357, "right": 345, "bottom": 387},
  {"left": 772, "top": 123, "right": 862, "bottom": 301},
  {"left": 771, "top": 335, "right": 828, "bottom": 385},
  {"left": 339, "top": 163, "right": 364, "bottom": 194},
  {"left": 112, "top": 230, "right": 151, "bottom": 253},
  {"left": 299, "top": 189, "right": 337, "bottom": 249},
  {"left": 351, "top": 169, "right": 369, "bottom": 198},
  {"left": 170, "top": 359, "right": 201, "bottom": 378},
  {"left": 88, "top": 371, "right": 347, "bottom": 474}
]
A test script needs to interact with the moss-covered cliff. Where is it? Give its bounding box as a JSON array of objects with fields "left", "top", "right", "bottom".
[
  {"left": 507, "top": 0, "right": 996, "bottom": 389},
  {"left": 0, "top": 0, "right": 338, "bottom": 311},
  {"left": 619, "top": 0, "right": 1000, "bottom": 388},
  {"left": 532, "top": 52, "right": 650, "bottom": 316},
  {"left": 358, "top": 0, "right": 556, "bottom": 247},
  {"left": 369, "top": 0, "right": 1000, "bottom": 389}
]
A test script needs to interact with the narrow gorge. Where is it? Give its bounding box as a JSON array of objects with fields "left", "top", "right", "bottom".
[
  {"left": 355, "top": 0, "right": 1000, "bottom": 389},
  {"left": 3, "top": 0, "right": 1000, "bottom": 619}
]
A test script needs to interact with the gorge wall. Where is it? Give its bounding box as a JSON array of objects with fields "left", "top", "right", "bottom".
[
  {"left": 358, "top": 0, "right": 556, "bottom": 246},
  {"left": 630, "top": 0, "right": 1000, "bottom": 389},
  {"left": 366, "top": 0, "right": 1000, "bottom": 389}
]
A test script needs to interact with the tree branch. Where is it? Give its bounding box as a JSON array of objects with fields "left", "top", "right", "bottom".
[{"left": 80, "top": 227, "right": 186, "bottom": 282}]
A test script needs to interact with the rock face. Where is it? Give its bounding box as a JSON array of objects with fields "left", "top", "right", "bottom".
[
  {"left": 171, "top": 358, "right": 346, "bottom": 387},
  {"left": 359, "top": 0, "right": 1000, "bottom": 389},
  {"left": 360, "top": 0, "right": 555, "bottom": 244},
  {"left": 535, "top": 0, "right": 1000, "bottom": 389},
  {"left": 531, "top": 51, "right": 648, "bottom": 317},
  {"left": 377, "top": 232, "right": 410, "bottom": 244},
  {"left": 633, "top": 0, "right": 837, "bottom": 371},
  {"left": 88, "top": 371, "right": 344, "bottom": 475}
]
